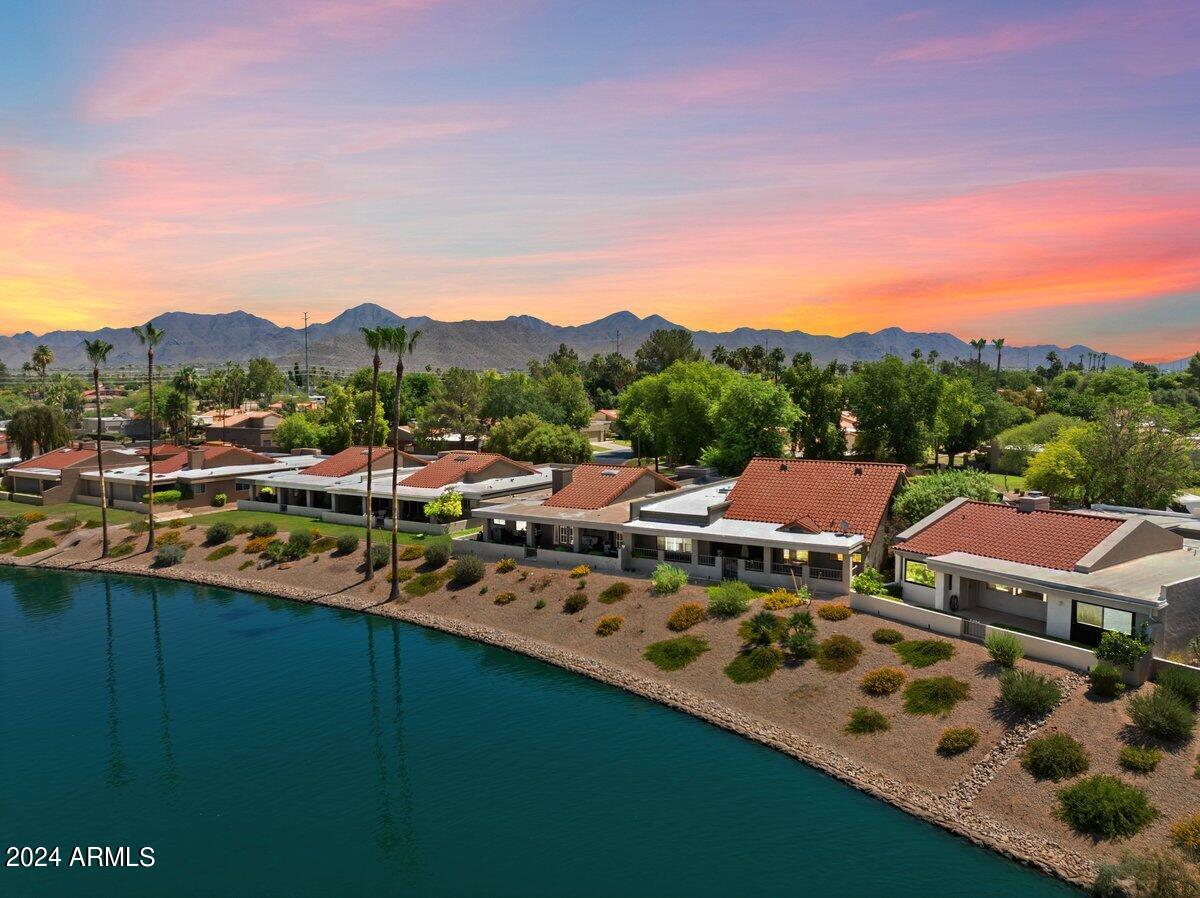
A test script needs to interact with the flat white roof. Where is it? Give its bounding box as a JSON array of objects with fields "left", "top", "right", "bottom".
[
  {"left": 637, "top": 481, "right": 735, "bottom": 516},
  {"left": 624, "top": 516, "right": 863, "bottom": 552}
]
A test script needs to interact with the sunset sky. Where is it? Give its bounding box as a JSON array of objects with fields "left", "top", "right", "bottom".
[{"left": 2, "top": 1, "right": 1198, "bottom": 361}]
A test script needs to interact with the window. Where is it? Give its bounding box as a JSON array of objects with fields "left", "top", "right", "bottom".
[
  {"left": 554, "top": 525, "right": 574, "bottom": 546},
  {"left": 658, "top": 536, "right": 692, "bottom": 554},
  {"left": 989, "top": 584, "right": 1043, "bottom": 600},
  {"left": 1075, "top": 602, "right": 1133, "bottom": 635},
  {"left": 195, "top": 483, "right": 206, "bottom": 494},
  {"left": 903, "top": 559, "right": 935, "bottom": 587},
  {"left": 781, "top": 548, "right": 808, "bottom": 564},
  {"left": 235, "top": 481, "right": 251, "bottom": 491}
]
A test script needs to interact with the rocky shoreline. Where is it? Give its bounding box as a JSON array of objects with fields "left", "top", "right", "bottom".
[{"left": 7, "top": 547, "right": 1099, "bottom": 891}]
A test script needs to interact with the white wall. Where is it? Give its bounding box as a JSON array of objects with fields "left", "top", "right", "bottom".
[{"left": 849, "top": 593, "right": 965, "bottom": 636}]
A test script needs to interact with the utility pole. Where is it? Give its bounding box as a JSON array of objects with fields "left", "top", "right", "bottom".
[{"left": 303, "top": 312, "right": 310, "bottom": 396}]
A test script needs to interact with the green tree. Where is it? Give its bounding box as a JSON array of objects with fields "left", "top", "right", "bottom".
[
  {"left": 246, "top": 357, "right": 285, "bottom": 407},
  {"left": 423, "top": 489, "right": 463, "bottom": 523},
  {"left": 7, "top": 405, "right": 70, "bottom": 458},
  {"left": 131, "top": 321, "right": 164, "bottom": 551},
  {"left": 319, "top": 385, "right": 357, "bottom": 454},
  {"left": 781, "top": 353, "right": 846, "bottom": 459},
  {"left": 422, "top": 367, "right": 483, "bottom": 448},
  {"left": 993, "top": 413, "right": 1083, "bottom": 475},
  {"left": 703, "top": 376, "right": 798, "bottom": 475},
  {"left": 582, "top": 351, "right": 636, "bottom": 409},
  {"left": 30, "top": 344, "right": 53, "bottom": 394},
  {"left": 273, "top": 414, "right": 325, "bottom": 452},
  {"left": 893, "top": 470, "right": 998, "bottom": 527},
  {"left": 538, "top": 371, "right": 592, "bottom": 428},
  {"left": 1024, "top": 425, "right": 1090, "bottom": 501},
  {"left": 83, "top": 339, "right": 114, "bottom": 557},
  {"left": 481, "top": 372, "right": 551, "bottom": 424},
  {"left": 483, "top": 413, "right": 591, "bottom": 463},
  {"left": 634, "top": 328, "right": 702, "bottom": 375},
  {"left": 847, "top": 356, "right": 941, "bottom": 464},
  {"left": 618, "top": 361, "right": 736, "bottom": 465},
  {"left": 934, "top": 377, "right": 983, "bottom": 468},
  {"left": 171, "top": 366, "right": 199, "bottom": 446},
  {"left": 43, "top": 373, "right": 87, "bottom": 426}
]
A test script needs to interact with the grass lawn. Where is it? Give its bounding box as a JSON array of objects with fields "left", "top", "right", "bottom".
[
  {"left": 0, "top": 499, "right": 144, "bottom": 526},
  {"left": 983, "top": 472, "right": 1026, "bottom": 492},
  {"left": 183, "top": 509, "right": 477, "bottom": 545}
]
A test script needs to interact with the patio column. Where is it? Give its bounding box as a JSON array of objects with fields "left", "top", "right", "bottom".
[
  {"left": 572, "top": 528, "right": 583, "bottom": 552},
  {"left": 526, "top": 524, "right": 537, "bottom": 548},
  {"left": 690, "top": 539, "right": 700, "bottom": 569},
  {"left": 934, "top": 572, "right": 950, "bottom": 611},
  {"left": 840, "top": 552, "right": 853, "bottom": 593}
]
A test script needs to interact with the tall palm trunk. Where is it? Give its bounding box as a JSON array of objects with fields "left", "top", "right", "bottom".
[
  {"left": 364, "top": 352, "right": 381, "bottom": 580},
  {"left": 388, "top": 361, "right": 405, "bottom": 601},
  {"left": 93, "top": 364, "right": 109, "bottom": 557},
  {"left": 145, "top": 349, "right": 156, "bottom": 551},
  {"left": 995, "top": 347, "right": 1003, "bottom": 384},
  {"left": 182, "top": 386, "right": 190, "bottom": 446}
]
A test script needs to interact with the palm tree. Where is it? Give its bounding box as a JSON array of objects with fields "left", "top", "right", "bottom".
[
  {"left": 710, "top": 345, "right": 729, "bottom": 366},
  {"left": 992, "top": 337, "right": 1006, "bottom": 385},
  {"left": 83, "top": 338, "right": 115, "bottom": 557},
  {"left": 132, "top": 321, "right": 165, "bottom": 551},
  {"left": 171, "top": 366, "right": 198, "bottom": 446},
  {"left": 969, "top": 338, "right": 987, "bottom": 380},
  {"left": 360, "top": 326, "right": 389, "bottom": 580},
  {"left": 385, "top": 325, "right": 422, "bottom": 601},
  {"left": 31, "top": 343, "right": 53, "bottom": 395}
]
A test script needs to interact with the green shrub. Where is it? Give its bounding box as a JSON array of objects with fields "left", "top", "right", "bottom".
[
  {"left": 450, "top": 554, "right": 485, "bottom": 586},
  {"left": 1157, "top": 668, "right": 1200, "bottom": 710},
  {"left": 815, "top": 635, "right": 864, "bottom": 673},
  {"left": 0, "top": 537, "right": 21, "bottom": 554},
  {"left": 651, "top": 563, "right": 688, "bottom": 594},
  {"left": 738, "top": 611, "right": 788, "bottom": 647},
  {"left": 903, "top": 677, "right": 970, "bottom": 716},
  {"left": 817, "top": 603, "right": 852, "bottom": 621},
  {"left": 563, "top": 593, "right": 588, "bottom": 614},
  {"left": 403, "top": 571, "right": 449, "bottom": 597},
  {"left": 851, "top": 566, "right": 889, "bottom": 597},
  {"left": 595, "top": 615, "right": 623, "bottom": 637},
  {"left": 0, "top": 516, "right": 28, "bottom": 540},
  {"left": 400, "top": 544, "right": 425, "bottom": 561},
  {"left": 1021, "top": 733, "right": 1090, "bottom": 781},
  {"left": 534, "top": 599, "right": 546, "bottom": 610},
  {"left": 1055, "top": 775, "right": 1158, "bottom": 838},
  {"left": 496, "top": 557, "right": 516, "bottom": 573},
  {"left": 264, "top": 540, "right": 287, "bottom": 563},
  {"left": 845, "top": 706, "right": 890, "bottom": 735},
  {"left": 860, "top": 667, "right": 906, "bottom": 696},
  {"left": 335, "top": 533, "right": 359, "bottom": 555},
  {"left": 368, "top": 543, "right": 389, "bottom": 570},
  {"left": 893, "top": 639, "right": 955, "bottom": 668},
  {"left": 15, "top": 537, "right": 56, "bottom": 556},
  {"left": 707, "top": 580, "right": 755, "bottom": 617},
  {"left": 494, "top": 592, "right": 516, "bottom": 605},
  {"left": 205, "top": 544, "right": 236, "bottom": 562},
  {"left": 108, "top": 542, "right": 133, "bottom": 558},
  {"left": 762, "top": 587, "right": 809, "bottom": 610},
  {"left": 984, "top": 631, "right": 1024, "bottom": 668},
  {"left": 310, "top": 536, "right": 336, "bottom": 553},
  {"left": 644, "top": 636, "right": 709, "bottom": 672},
  {"left": 211, "top": 492, "right": 227, "bottom": 507},
  {"left": 872, "top": 628, "right": 904, "bottom": 645},
  {"left": 667, "top": 602, "right": 706, "bottom": 631},
  {"left": 423, "top": 541, "right": 451, "bottom": 568},
  {"left": 205, "top": 521, "right": 236, "bottom": 545},
  {"left": 1120, "top": 745, "right": 1163, "bottom": 774},
  {"left": 938, "top": 728, "right": 980, "bottom": 755},
  {"left": 1096, "top": 630, "right": 1152, "bottom": 669},
  {"left": 237, "top": 559, "right": 253, "bottom": 570},
  {"left": 155, "top": 544, "right": 186, "bottom": 567},
  {"left": 1172, "top": 814, "right": 1200, "bottom": 859},
  {"left": 287, "top": 529, "right": 313, "bottom": 552},
  {"left": 1089, "top": 663, "right": 1126, "bottom": 699},
  {"left": 249, "top": 520, "right": 277, "bottom": 537},
  {"left": 142, "top": 489, "right": 182, "bottom": 503},
  {"left": 1094, "top": 851, "right": 1200, "bottom": 898},
  {"left": 782, "top": 628, "right": 818, "bottom": 663},
  {"left": 999, "top": 669, "right": 1062, "bottom": 716},
  {"left": 1128, "top": 688, "right": 1196, "bottom": 741},
  {"left": 599, "top": 582, "right": 631, "bottom": 604},
  {"left": 724, "top": 646, "right": 783, "bottom": 683}
]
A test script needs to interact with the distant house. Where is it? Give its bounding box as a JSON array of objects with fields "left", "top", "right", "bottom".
[
  {"left": 5, "top": 446, "right": 139, "bottom": 505},
  {"left": 893, "top": 497, "right": 1200, "bottom": 653},
  {"left": 474, "top": 463, "right": 679, "bottom": 569},
  {"left": 204, "top": 410, "right": 283, "bottom": 450},
  {"left": 580, "top": 409, "right": 619, "bottom": 442}
]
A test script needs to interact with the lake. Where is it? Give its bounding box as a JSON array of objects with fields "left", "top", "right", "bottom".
[{"left": 0, "top": 568, "right": 1079, "bottom": 896}]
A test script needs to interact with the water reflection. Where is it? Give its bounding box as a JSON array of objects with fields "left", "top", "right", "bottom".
[
  {"left": 149, "top": 582, "right": 178, "bottom": 795},
  {"left": 390, "top": 623, "right": 418, "bottom": 873},
  {"left": 103, "top": 577, "right": 130, "bottom": 787},
  {"left": 11, "top": 569, "right": 74, "bottom": 622}
]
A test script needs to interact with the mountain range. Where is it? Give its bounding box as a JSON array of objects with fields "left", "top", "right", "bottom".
[{"left": 0, "top": 304, "right": 1181, "bottom": 373}]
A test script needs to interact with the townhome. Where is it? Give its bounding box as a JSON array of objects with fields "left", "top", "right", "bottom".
[
  {"left": 622, "top": 458, "right": 905, "bottom": 594},
  {"left": 473, "top": 463, "right": 679, "bottom": 571},
  {"left": 892, "top": 496, "right": 1200, "bottom": 653},
  {"left": 4, "top": 445, "right": 142, "bottom": 505},
  {"left": 204, "top": 410, "right": 284, "bottom": 450}
]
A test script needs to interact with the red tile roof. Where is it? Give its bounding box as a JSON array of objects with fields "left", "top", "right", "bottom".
[
  {"left": 144, "top": 444, "right": 274, "bottom": 474},
  {"left": 894, "top": 500, "right": 1126, "bottom": 571},
  {"left": 400, "top": 452, "right": 536, "bottom": 490},
  {"left": 10, "top": 447, "right": 97, "bottom": 472},
  {"left": 723, "top": 458, "right": 906, "bottom": 541},
  {"left": 304, "top": 446, "right": 421, "bottom": 479},
  {"left": 542, "top": 464, "right": 678, "bottom": 510}
]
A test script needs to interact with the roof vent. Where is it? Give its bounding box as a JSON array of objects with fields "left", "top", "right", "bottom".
[
  {"left": 601, "top": 469, "right": 618, "bottom": 476},
  {"left": 853, "top": 466, "right": 863, "bottom": 476},
  {"left": 453, "top": 455, "right": 471, "bottom": 461},
  {"left": 779, "top": 462, "right": 788, "bottom": 472}
]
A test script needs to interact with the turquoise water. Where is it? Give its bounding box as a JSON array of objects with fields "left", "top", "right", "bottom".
[{"left": 0, "top": 568, "right": 1079, "bottom": 897}]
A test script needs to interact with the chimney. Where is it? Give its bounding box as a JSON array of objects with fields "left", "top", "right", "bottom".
[
  {"left": 551, "top": 467, "right": 574, "bottom": 494},
  {"left": 1015, "top": 495, "right": 1050, "bottom": 513},
  {"left": 188, "top": 447, "right": 206, "bottom": 471}
]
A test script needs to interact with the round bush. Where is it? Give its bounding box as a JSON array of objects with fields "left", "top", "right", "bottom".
[
  {"left": 211, "top": 492, "right": 227, "bottom": 507},
  {"left": 762, "top": 587, "right": 808, "bottom": 610},
  {"left": 1021, "top": 733, "right": 1090, "bottom": 781},
  {"left": 938, "top": 728, "right": 980, "bottom": 755},
  {"left": 204, "top": 521, "right": 236, "bottom": 545},
  {"left": 368, "top": 543, "right": 389, "bottom": 570},
  {"left": 1095, "top": 630, "right": 1151, "bottom": 669},
  {"left": 1172, "top": 814, "right": 1200, "bottom": 858},
  {"left": 563, "top": 593, "right": 588, "bottom": 614},
  {"left": 903, "top": 677, "right": 971, "bottom": 716},
  {"left": 872, "top": 628, "right": 904, "bottom": 645},
  {"left": 1128, "top": 688, "right": 1196, "bottom": 741},
  {"left": 1089, "top": 663, "right": 1126, "bottom": 699},
  {"left": 644, "top": 635, "right": 710, "bottom": 672},
  {"left": 1119, "top": 745, "right": 1163, "bottom": 774},
  {"left": 496, "top": 557, "right": 517, "bottom": 573},
  {"left": 652, "top": 563, "right": 688, "bottom": 595},
  {"left": 817, "top": 603, "right": 852, "bottom": 621},
  {"left": 335, "top": 533, "right": 359, "bottom": 555},
  {"left": 423, "top": 542, "right": 450, "bottom": 568},
  {"left": 598, "top": 581, "right": 631, "bottom": 604},
  {"left": 892, "top": 639, "right": 955, "bottom": 668},
  {"left": 724, "top": 646, "right": 783, "bottom": 683},
  {"left": 1055, "top": 775, "right": 1158, "bottom": 839},
  {"left": 287, "top": 529, "right": 314, "bottom": 551},
  {"left": 706, "top": 580, "right": 755, "bottom": 617},
  {"left": 395, "top": 544, "right": 422, "bottom": 561},
  {"left": 1157, "top": 668, "right": 1200, "bottom": 710},
  {"left": 999, "top": 668, "right": 1062, "bottom": 717},
  {"left": 250, "top": 520, "right": 277, "bottom": 538},
  {"left": 493, "top": 592, "right": 516, "bottom": 606},
  {"left": 450, "top": 554, "right": 485, "bottom": 586},
  {"left": 860, "top": 667, "right": 906, "bottom": 696},
  {"left": 155, "top": 544, "right": 185, "bottom": 567},
  {"left": 815, "top": 635, "right": 864, "bottom": 673},
  {"left": 984, "top": 631, "right": 1024, "bottom": 668},
  {"left": 845, "top": 706, "right": 889, "bottom": 735},
  {"left": 667, "top": 602, "right": 706, "bottom": 632},
  {"left": 595, "top": 615, "right": 623, "bottom": 637}
]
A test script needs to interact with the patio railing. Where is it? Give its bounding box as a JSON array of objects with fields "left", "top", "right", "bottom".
[
  {"left": 663, "top": 550, "right": 691, "bottom": 564},
  {"left": 743, "top": 559, "right": 764, "bottom": 573},
  {"left": 697, "top": 554, "right": 716, "bottom": 567},
  {"left": 810, "top": 566, "right": 843, "bottom": 581},
  {"left": 631, "top": 547, "right": 659, "bottom": 560},
  {"left": 771, "top": 562, "right": 804, "bottom": 577}
]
